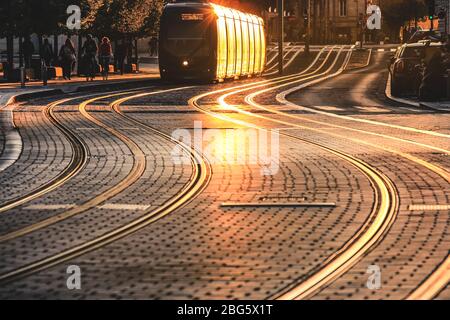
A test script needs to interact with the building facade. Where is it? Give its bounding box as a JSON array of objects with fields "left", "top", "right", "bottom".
[
  {"left": 287, "top": 0, "right": 369, "bottom": 44},
  {"left": 435, "top": 0, "right": 449, "bottom": 35}
]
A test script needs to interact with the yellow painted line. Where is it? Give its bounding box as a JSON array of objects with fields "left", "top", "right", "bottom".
[
  {"left": 24, "top": 204, "right": 75, "bottom": 210},
  {"left": 221, "top": 202, "right": 336, "bottom": 208},
  {"left": 98, "top": 203, "right": 151, "bottom": 211},
  {"left": 408, "top": 204, "right": 450, "bottom": 211}
]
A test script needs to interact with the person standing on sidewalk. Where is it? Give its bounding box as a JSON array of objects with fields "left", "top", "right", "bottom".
[
  {"left": 59, "top": 38, "right": 76, "bottom": 80},
  {"left": 149, "top": 36, "right": 158, "bottom": 57},
  {"left": 22, "top": 36, "right": 35, "bottom": 68},
  {"left": 82, "top": 34, "right": 98, "bottom": 81},
  {"left": 40, "top": 38, "right": 54, "bottom": 67},
  {"left": 99, "top": 37, "right": 113, "bottom": 80},
  {"left": 116, "top": 40, "right": 128, "bottom": 75}
]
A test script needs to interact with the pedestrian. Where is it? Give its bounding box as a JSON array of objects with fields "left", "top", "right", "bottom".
[
  {"left": 99, "top": 37, "right": 113, "bottom": 80},
  {"left": 40, "top": 38, "right": 54, "bottom": 67},
  {"left": 59, "top": 38, "right": 76, "bottom": 80},
  {"left": 22, "top": 36, "right": 35, "bottom": 68},
  {"left": 116, "top": 40, "right": 128, "bottom": 75},
  {"left": 149, "top": 36, "right": 158, "bottom": 57},
  {"left": 81, "top": 34, "right": 98, "bottom": 81}
]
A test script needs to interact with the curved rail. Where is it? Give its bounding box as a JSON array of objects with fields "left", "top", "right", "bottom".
[
  {"left": 0, "top": 88, "right": 211, "bottom": 284},
  {"left": 187, "top": 53, "right": 400, "bottom": 299},
  {"left": 0, "top": 97, "right": 88, "bottom": 214}
]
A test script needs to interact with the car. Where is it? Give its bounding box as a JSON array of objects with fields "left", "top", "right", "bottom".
[
  {"left": 389, "top": 42, "right": 444, "bottom": 96},
  {"left": 407, "top": 29, "right": 442, "bottom": 44}
]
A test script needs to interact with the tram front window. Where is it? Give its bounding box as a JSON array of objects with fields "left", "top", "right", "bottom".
[{"left": 165, "top": 21, "right": 209, "bottom": 57}]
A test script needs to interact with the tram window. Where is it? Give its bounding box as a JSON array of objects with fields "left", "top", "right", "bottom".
[
  {"left": 248, "top": 18, "right": 255, "bottom": 74},
  {"left": 241, "top": 17, "right": 249, "bottom": 75},
  {"left": 260, "top": 23, "right": 266, "bottom": 72},
  {"left": 253, "top": 21, "right": 261, "bottom": 73},
  {"left": 226, "top": 17, "right": 236, "bottom": 77},
  {"left": 217, "top": 15, "right": 227, "bottom": 78},
  {"left": 234, "top": 14, "right": 242, "bottom": 76},
  {"left": 165, "top": 21, "right": 209, "bottom": 57}
]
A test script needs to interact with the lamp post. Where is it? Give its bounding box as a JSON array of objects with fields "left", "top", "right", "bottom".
[
  {"left": 278, "top": 0, "right": 284, "bottom": 75},
  {"left": 306, "top": 0, "right": 311, "bottom": 55}
]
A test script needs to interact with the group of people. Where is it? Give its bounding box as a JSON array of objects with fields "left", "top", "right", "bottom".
[
  {"left": 61, "top": 35, "right": 115, "bottom": 81},
  {"left": 22, "top": 35, "right": 129, "bottom": 81}
]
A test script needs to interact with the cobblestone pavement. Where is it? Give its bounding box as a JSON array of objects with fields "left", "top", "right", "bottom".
[{"left": 0, "top": 49, "right": 448, "bottom": 300}]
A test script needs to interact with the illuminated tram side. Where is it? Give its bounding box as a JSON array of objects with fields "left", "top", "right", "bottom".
[
  {"left": 212, "top": 3, "right": 265, "bottom": 80},
  {"left": 159, "top": 2, "right": 266, "bottom": 82}
]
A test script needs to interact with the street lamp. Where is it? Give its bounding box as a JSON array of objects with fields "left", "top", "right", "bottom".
[{"left": 278, "top": 0, "right": 284, "bottom": 75}]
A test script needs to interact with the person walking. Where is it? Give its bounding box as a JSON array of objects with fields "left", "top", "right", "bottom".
[
  {"left": 116, "top": 40, "right": 128, "bottom": 75},
  {"left": 22, "top": 36, "right": 35, "bottom": 68},
  {"left": 149, "top": 36, "right": 158, "bottom": 57},
  {"left": 59, "top": 38, "right": 76, "bottom": 80},
  {"left": 40, "top": 38, "right": 54, "bottom": 67},
  {"left": 81, "top": 34, "right": 98, "bottom": 81},
  {"left": 99, "top": 37, "right": 112, "bottom": 80}
]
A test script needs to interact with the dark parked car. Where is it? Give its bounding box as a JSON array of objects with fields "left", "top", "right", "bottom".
[
  {"left": 407, "top": 30, "right": 442, "bottom": 43},
  {"left": 389, "top": 42, "right": 444, "bottom": 96}
]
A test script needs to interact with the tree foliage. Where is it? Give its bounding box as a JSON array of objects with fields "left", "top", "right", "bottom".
[
  {"left": 0, "top": 0, "right": 162, "bottom": 38},
  {"left": 382, "top": 0, "right": 427, "bottom": 29}
]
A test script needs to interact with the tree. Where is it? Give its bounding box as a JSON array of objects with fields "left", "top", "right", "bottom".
[
  {"left": 382, "top": 0, "right": 427, "bottom": 39},
  {"left": 89, "top": 0, "right": 163, "bottom": 39}
]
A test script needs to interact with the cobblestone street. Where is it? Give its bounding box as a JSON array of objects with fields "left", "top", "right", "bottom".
[{"left": 0, "top": 45, "right": 448, "bottom": 300}]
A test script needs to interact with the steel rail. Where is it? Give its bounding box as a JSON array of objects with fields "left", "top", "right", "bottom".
[
  {"left": 0, "top": 97, "right": 88, "bottom": 214},
  {"left": 187, "top": 52, "right": 399, "bottom": 300},
  {"left": 229, "top": 51, "right": 450, "bottom": 299},
  {"left": 0, "top": 88, "right": 211, "bottom": 284}
]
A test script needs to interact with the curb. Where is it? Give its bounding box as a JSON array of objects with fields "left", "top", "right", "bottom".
[{"left": 4, "top": 76, "right": 160, "bottom": 107}]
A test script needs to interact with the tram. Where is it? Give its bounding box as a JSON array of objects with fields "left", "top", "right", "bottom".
[{"left": 159, "top": 1, "right": 266, "bottom": 82}]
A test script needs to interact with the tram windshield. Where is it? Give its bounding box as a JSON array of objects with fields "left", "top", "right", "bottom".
[{"left": 164, "top": 19, "right": 210, "bottom": 57}]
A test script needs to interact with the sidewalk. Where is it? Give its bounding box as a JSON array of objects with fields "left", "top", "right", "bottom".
[{"left": 0, "top": 63, "right": 160, "bottom": 92}]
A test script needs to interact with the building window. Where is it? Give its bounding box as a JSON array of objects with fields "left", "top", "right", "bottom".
[{"left": 339, "top": 0, "right": 347, "bottom": 17}]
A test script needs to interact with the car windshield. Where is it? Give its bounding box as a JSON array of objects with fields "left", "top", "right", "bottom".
[{"left": 401, "top": 47, "right": 423, "bottom": 58}]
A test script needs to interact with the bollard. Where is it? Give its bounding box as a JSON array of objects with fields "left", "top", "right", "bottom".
[
  {"left": 41, "top": 59, "right": 48, "bottom": 86},
  {"left": 447, "top": 71, "right": 450, "bottom": 99},
  {"left": 20, "top": 67, "right": 26, "bottom": 88}
]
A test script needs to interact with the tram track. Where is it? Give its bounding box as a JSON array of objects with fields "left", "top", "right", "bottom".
[
  {"left": 189, "top": 87, "right": 399, "bottom": 301},
  {"left": 0, "top": 87, "right": 211, "bottom": 284},
  {"left": 0, "top": 48, "right": 340, "bottom": 282},
  {"left": 0, "top": 96, "right": 89, "bottom": 215},
  {"left": 1, "top": 45, "right": 446, "bottom": 298},
  {"left": 187, "top": 47, "right": 448, "bottom": 299},
  {"left": 0, "top": 52, "right": 329, "bottom": 241},
  {"left": 231, "top": 53, "right": 450, "bottom": 299}
]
